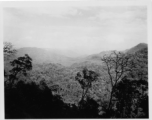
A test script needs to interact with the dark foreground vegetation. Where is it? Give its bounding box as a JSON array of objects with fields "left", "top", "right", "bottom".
[{"left": 4, "top": 42, "right": 148, "bottom": 118}]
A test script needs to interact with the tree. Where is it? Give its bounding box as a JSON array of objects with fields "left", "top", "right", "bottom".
[
  {"left": 4, "top": 42, "right": 17, "bottom": 77},
  {"left": 8, "top": 54, "right": 32, "bottom": 85},
  {"left": 75, "top": 68, "right": 99, "bottom": 103},
  {"left": 4, "top": 42, "right": 16, "bottom": 61},
  {"left": 113, "top": 76, "right": 148, "bottom": 118},
  {"left": 101, "top": 51, "right": 134, "bottom": 115},
  {"left": 77, "top": 96, "right": 100, "bottom": 118},
  {"left": 113, "top": 48, "right": 148, "bottom": 118}
]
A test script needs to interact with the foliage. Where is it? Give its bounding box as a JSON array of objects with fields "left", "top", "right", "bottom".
[
  {"left": 4, "top": 43, "right": 100, "bottom": 118},
  {"left": 111, "top": 47, "right": 148, "bottom": 118},
  {"left": 10, "top": 54, "right": 32, "bottom": 75},
  {"left": 5, "top": 80, "right": 69, "bottom": 118},
  {"left": 4, "top": 42, "right": 16, "bottom": 61},
  {"left": 4, "top": 43, "right": 148, "bottom": 118},
  {"left": 7, "top": 54, "right": 32, "bottom": 85},
  {"left": 75, "top": 68, "right": 99, "bottom": 102},
  {"left": 4, "top": 42, "right": 17, "bottom": 77},
  {"left": 78, "top": 96, "right": 100, "bottom": 118},
  {"left": 113, "top": 77, "right": 148, "bottom": 118},
  {"left": 101, "top": 49, "right": 148, "bottom": 118}
]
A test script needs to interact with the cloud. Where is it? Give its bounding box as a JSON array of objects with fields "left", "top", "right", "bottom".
[{"left": 3, "top": 6, "right": 147, "bottom": 54}]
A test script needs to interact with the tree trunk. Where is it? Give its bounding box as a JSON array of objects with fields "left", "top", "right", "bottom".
[
  {"left": 81, "top": 88, "right": 85, "bottom": 102},
  {"left": 107, "top": 88, "right": 114, "bottom": 117}
]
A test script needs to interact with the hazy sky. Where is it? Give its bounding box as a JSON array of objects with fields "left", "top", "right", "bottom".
[{"left": 3, "top": 5, "right": 147, "bottom": 55}]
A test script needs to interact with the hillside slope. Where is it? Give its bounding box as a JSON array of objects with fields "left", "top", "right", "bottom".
[
  {"left": 16, "top": 43, "right": 148, "bottom": 66},
  {"left": 126, "top": 43, "right": 147, "bottom": 54}
]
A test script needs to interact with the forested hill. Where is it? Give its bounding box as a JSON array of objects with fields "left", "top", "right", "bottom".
[
  {"left": 16, "top": 43, "right": 147, "bottom": 66},
  {"left": 126, "top": 43, "right": 147, "bottom": 54},
  {"left": 4, "top": 42, "right": 148, "bottom": 118}
]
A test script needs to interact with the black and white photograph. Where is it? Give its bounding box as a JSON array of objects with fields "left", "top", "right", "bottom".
[{"left": 2, "top": 0, "right": 150, "bottom": 119}]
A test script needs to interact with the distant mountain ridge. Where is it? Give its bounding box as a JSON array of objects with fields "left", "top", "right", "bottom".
[
  {"left": 85, "top": 43, "right": 147, "bottom": 61},
  {"left": 16, "top": 43, "right": 147, "bottom": 66},
  {"left": 126, "top": 43, "right": 147, "bottom": 54},
  {"left": 16, "top": 47, "right": 75, "bottom": 66}
]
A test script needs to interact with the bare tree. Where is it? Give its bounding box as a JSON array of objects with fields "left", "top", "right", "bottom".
[{"left": 101, "top": 51, "right": 133, "bottom": 114}]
